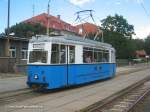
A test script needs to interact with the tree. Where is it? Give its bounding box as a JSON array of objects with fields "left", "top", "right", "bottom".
[
  {"left": 144, "top": 35, "right": 150, "bottom": 55},
  {"left": 133, "top": 39, "right": 145, "bottom": 50},
  {"left": 103, "top": 30, "right": 136, "bottom": 59},
  {"left": 5, "top": 23, "right": 47, "bottom": 38},
  {"left": 101, "top": 14, "right": 134, "bottom": 39}
]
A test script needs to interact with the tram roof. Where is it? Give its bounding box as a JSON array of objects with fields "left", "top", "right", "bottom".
[{"left": 30, "top": 35, "right": 114, "bottom": 49}]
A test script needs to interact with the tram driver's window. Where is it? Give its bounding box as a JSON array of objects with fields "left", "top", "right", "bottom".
[
  {"left": 69, "top": 46, "right": 75, "bottom": 63},
  {"left": 51, "top": 44, "right": 59, "bottom": 64}
]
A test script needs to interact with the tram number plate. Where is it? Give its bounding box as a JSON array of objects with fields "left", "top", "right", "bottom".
[{"left": 33, "top": 43, "right": 45, "bottom": 49}]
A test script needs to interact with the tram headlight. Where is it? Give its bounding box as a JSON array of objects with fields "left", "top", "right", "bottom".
[{"left": 34, "top": 74, "right": 38, "bottom": 79}]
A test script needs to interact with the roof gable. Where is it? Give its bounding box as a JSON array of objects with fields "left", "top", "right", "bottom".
[{"left": 23, "top": 13, "right": 78, "bottom": 34}]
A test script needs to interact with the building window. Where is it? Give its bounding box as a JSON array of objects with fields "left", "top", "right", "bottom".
[
  {"left": 9, "top": 46, "right": 16, "bottom": 58},
  {"left": 21, "top": 48, "right": 28, "bottom": 59}
]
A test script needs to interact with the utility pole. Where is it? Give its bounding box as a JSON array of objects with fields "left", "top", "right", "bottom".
[
  {"left": 47, "top": 0, "right": 51, "bottom": 36},
  {"left": 5, "top": 0, "right": 10, "bottom": 57},
  {"left": 32, "top": 4, "right": 35, "bottom": 17},
  {"left": 7, "top": 0, "right": 10, "bottom": 35},
  {"left": 101, "top": 31, "right": 104, "bottom": 42}
]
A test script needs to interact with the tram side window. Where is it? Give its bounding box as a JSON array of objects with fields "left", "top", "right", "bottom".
[
  {"left": 93, "top": 49, "right": 97, "bottom": 62},
  {"left": 51, "top": 44, "right": 59, "bottom": 64},
  {"left": 60, "top": 45, "right": 66, "bottom": 64},
  {"left": 83, "top": 47, "right": 93, "bottom": 63},
  {"left": 51, "top": 44, "right": 66, "bottom": 64},
  {"left": 94, "top": 49, "right": 103, "bottom": 62},
  {"left": 111, "top": 50, "right": 116, "bottom": 63},
  {"left": 103, "top": 50, "right": 109, "bottom": 62},
  {"left": 83, "top": 47, "right": 109, "bottom": 63},
  {"left": 69, "top": 46, "right": 75, "bottom": 63}
]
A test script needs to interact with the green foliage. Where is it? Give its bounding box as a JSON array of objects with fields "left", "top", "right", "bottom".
[
  {"left": 144, "top": 35, "right": 150, "bottom": 55},
  {"left": 99, "top": 14, "right": 150, "bottom": 59},
  {"left": 101, "top": 14, "right": 134, "bottom": 39},
  {"left": 103, "top": 30, "right": 136, "bottom": 59},
  {"left": 5, "top": 23, "right": 47, "bottom": 38},
  {"left": 133, "top": 39, "right": 145, "bottom": 50}
]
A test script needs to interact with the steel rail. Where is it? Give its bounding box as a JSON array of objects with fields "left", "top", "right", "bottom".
[{"left": 80, "top": 76, "right": 150, "bottom": 112}]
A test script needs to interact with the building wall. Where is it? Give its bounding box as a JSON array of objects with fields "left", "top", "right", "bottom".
[
  {"left": 9, "top": 40, "right": 28, "bottom": 64},
  {"left": 0, "top": 57, "right": 16, "bottom": 72},
  {"left": 0, "top": 39, "right": 6, "bottom": 57},
  {"left": 0, "top": 38, "right": 28, "bottom": 73}
]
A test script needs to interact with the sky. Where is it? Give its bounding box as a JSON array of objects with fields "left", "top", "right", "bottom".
[{"left": 0, "top": 0, "right": 150, "bottom": 39}]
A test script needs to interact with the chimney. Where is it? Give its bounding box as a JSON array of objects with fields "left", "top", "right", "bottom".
[{"left": 57, "top": 15, "right": 61, "bottom": 20}]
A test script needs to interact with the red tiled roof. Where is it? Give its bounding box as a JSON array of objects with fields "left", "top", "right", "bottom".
[
  {"left": 135, "top": 50, "right": 147, "bottom": 57},
  {"left": 23, "top": 13, "right": 78, "bottom": 34},
  {"left": 76, "top": 22, "right": 99, "bottom": 36}
]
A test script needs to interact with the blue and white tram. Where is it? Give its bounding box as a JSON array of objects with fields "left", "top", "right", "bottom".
[{"left": 27, "top": 35, "right": 116, "bottom": 89}]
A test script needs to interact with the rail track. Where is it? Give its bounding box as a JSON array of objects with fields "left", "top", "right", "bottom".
[
  {"left": 0, "top": 66, "right": 149, "bottom": 108},
  {"left": 80, "top": 76, "right": 150, "bottom": 112},
  {"left": 0, "top": 88, "right": 43, "bottom": 106}
]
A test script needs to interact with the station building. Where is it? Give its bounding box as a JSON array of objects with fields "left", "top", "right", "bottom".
[{"left": 0, "top": 36, "right": 28, "bottom": 72}]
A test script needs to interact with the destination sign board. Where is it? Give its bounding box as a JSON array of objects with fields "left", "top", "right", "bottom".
[{"left": 33, "top": 43, "right": 45, "bottom": 49}]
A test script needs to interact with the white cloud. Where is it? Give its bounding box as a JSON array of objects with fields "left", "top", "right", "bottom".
[
  {"left": 136, "top": 0, "right": 144, "bottom": 4},
  {"left": 133, "top": 26, "right": 150, "bottom": 39},
  {"left": 115, "top": 1, "right": 121, "bottom": 5},
  {"left": 125, "top": 0, "right": 144, "bottom": 4},
  {"left": 113, "top": 0, "right": 143, "bottom": 6},
  {"left": 69, "top": 0, "right": 94, "bottom": 6}
]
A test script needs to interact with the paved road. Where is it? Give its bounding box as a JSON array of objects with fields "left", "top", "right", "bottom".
[
  {"left": 0, "top": 64, "right": 147, "bottom": 93},
  {"left": 0, "top": 77, "right": 28, "bottom": 93},
  {"left": 2, "top": 67, "right": 150, "bottom": 112}
]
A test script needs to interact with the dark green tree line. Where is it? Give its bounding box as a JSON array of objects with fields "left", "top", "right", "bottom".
[
  {"left": 144, "top": 35, "right": 150, "bottom": 55},
  {"left": 5, "top": 23, "right": 47, "bottom": 38}
]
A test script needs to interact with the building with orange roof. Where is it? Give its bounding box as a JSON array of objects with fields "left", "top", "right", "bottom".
[
  {"left": 135, "top": 50, "right": 147, "bottom": 58},
  {"left": 23, "top": 13, "right": 102, "bottom": 37},
  {"left": 76, "top": 22, "right": 102, "bottom": 37},
  {"left": 24, "top": 13, "right": 79, "bottom": 35}
]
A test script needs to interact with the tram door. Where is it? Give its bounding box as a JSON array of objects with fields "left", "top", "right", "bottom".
[
  {"left": 109, "top": 50, "right": 115, "bottom": 76},
  {"left": 51, "top": 44, "right": 68, "bottom": 87},
  {"left": 67, "top": 45, "right": 76, "bottom": 85},
  {"left": 59, "top": 45, "right": 76, "bottom": 86},
  {"left": 51, "top": 44, "right": 76, "bottom": 87}
]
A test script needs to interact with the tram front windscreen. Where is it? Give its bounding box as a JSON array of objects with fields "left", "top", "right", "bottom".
[{"left": 29, "top": 50, "right": 48, "bottom": 64}]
